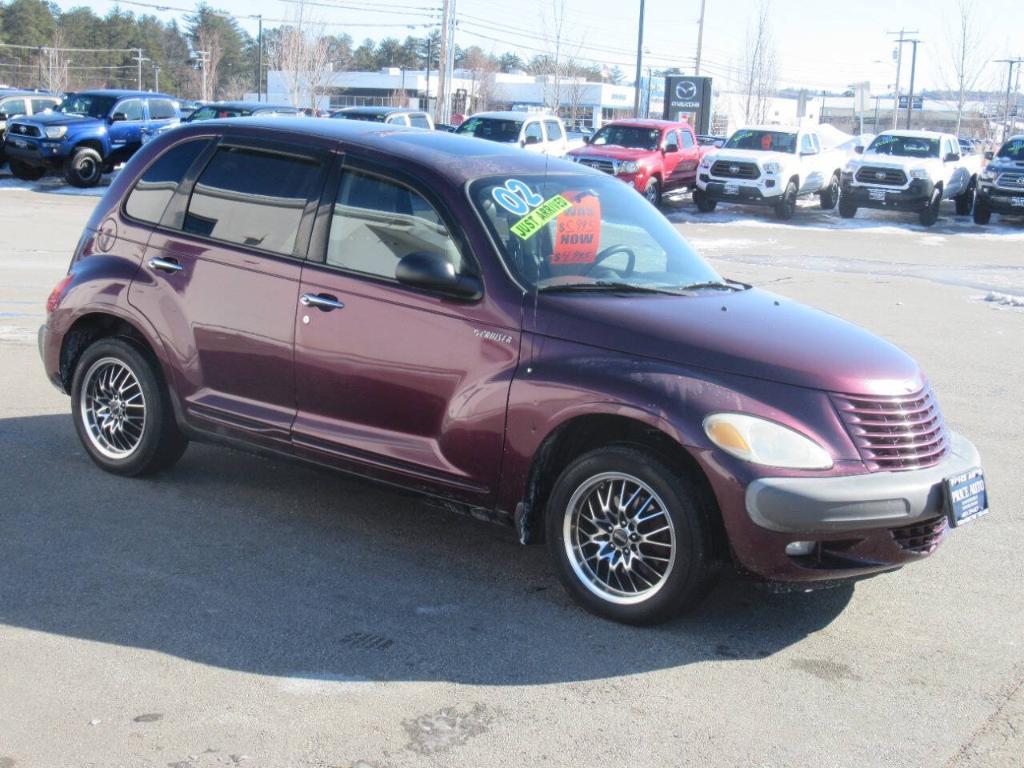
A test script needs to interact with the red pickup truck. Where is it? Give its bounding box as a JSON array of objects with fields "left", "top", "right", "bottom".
[{"left": 567, "top": 118, "right": 705, "bottom": 206}]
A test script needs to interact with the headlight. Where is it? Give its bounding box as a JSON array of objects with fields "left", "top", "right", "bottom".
[
  {"left": 699, "top": 157, "right": 712, "bottom": 168},
  {"left": 844, "top": 160, "right": 860, "bottom": 174},
  {"left": 619, "top": 161, "right": 640, "bottom": 174},
  {"left": 909, "top": 167, "right": 930, "bottom": 180},
  {"left": 44, "top": 126, "right": 67, "bottom": 139},
  {"left": 703, "top": 413, "right": 833, "bottom": 470},
  {"left": 763, "top": 161, "right": 781, "bottom": 174},
  {"left": 981, "top": 167, "right": 997, "bottom": 181}
]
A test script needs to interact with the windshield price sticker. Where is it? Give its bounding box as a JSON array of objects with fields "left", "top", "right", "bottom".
[
  {"left": 511, "top": 195, "right": 572, "bottom": 239},
  {"left": 552, "top": 193, "right": 601, "bottom": 264},
  {"left": 492, "top": 179, "right": 545, "bottom": 215}
]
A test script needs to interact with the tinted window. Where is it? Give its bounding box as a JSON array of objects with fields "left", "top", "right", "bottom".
[
  {"left": 57, "top": 94, "right": 117, "bottom": 119},
  {"left": 148, "top": 98, "right": 178, "bottom": 120},
  {"left": 524, "top": 122, "right": 543, "bottom": 143},
  {"left": 680, "top": 129, "right": 694, "bottom": 148},
  {"left": 117, "top": 99, "right": 144, "bottom": 121},
  {"left": 30, "top": 98, "right": 56, "bottom": 114},
  {"left": 1, "top": 98, "right": 27, "bottom": 118},
  {"left": 184, "top": 147, "right": 320, "bottom": 255},
  {"left": 125, "top": 139, "right": 210, "bottom": 224},
  {"left": 725, "top": 129, "right": 797, "bottom": 153},
  {"left": 544, "top": 120, "right": 563, "bottom": 141},
  {"left": 867, "top": 134, "right": 940, "bottom": 158},
  {"left": 591, "top": 125, "right": 661, "bottom": 150},
  {"left": 456, "top": 117, "right": 523, "bottom": 143},
  {"left": 327, "top": 169, "right": 461, "bottom": 279},
  {"left": 409, "top": 113, "right": 431, "bottom": 129}
]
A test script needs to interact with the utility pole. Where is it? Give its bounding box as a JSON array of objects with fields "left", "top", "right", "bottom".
[
  {"left": 632, "top": 0, "right": 646, "bottom": 117},
  {"left": 425, "top": 35, "right": 432, "bottom": 104},
  {"left": 256, "top": 15, "right": 263, "bottom": 102},
  {"left": 153, "top": 64, "right": 160, "bottom": 93},
  {"left": 132, "top": 48, "right": 148, "bottom": 90},
  {"left": 194, "top": 50, "right": 210, "bottom": 101},
  {"left": 996, "top": 58, "right": 1023, "bottom": 141},
  {"left": 694, "top": 0, "right": 707, "bottom": 76},
  {"left": 904, "top": 39, "right": 921, "bottom": 129},
  {"left": 887, "top": 28, "right": 917, "bottom": 129},
  {"left": 436, "top": 0, "right": 451, "bottom": 124}
]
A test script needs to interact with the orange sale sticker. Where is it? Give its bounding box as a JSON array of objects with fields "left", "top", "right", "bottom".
[{"left": 551, "top": 193, "right": 601, "bottom": 264}]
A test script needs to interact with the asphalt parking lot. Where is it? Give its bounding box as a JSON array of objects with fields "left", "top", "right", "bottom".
[{"left": 1, "top": 176, "right": 1022, "bottom": 768}]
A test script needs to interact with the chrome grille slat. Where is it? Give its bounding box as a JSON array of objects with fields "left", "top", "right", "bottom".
[
  {"left": 710, "top": 160, "right": 760, "bottom": 180},
  {"left": 830, "top": 385, "right": 949, "bottom": 471},
  {"left": 855, "top": 165, "right": 908, "bottom": 187}
]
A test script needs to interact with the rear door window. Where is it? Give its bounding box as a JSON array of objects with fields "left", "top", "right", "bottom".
[
  {"left": 124, "top": 139, "right": 211, "bottom": 224},
  {"left": 183, "top": 146, "right": 321, "bottom": 256},
  {"left": 148, "top": 98, "right": 178, "bottom": 120}
]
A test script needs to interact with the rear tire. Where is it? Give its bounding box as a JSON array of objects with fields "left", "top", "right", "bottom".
[
  {"left": 643, "top": 177, "right": 662, "bottom": 207},
  {"left": 9, "top": 160, "right": 46, "bottom": 181},
  {"left": 545, "top": 445, "right": 718, "bottom": 625},
  {"left": 70, "top": 337, "right": 188, "bottom": 476},
  {"left": 693, "top": 188, "right": 717, "bottom": 212},
  {"left": 774, "top": 180, "right": 798, "bottom": 220},
  {"left": 64, "top": 146, "right": 104, "bottom": 188},
  {"left": 918, "top": 186, "right": 942, "bottom": 227},
  {"left": 819, "top": 172, "right": 841, "bottom": 210},
  {"left": 972, "top": 200, "right": 992, "bottom": 225},
  {"left": 838, "top": 196, "right": 858, "bottom": 219}
]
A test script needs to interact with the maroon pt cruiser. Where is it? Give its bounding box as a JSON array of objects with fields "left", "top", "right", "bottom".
[{"left": 39, "top": 118, "right": 990, "bottom": 624}]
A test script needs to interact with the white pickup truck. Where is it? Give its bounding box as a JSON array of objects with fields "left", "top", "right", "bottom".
[
  {"left": 455, "top": 111, "right": 570, "bottom": 157},
  {"left": 693, "top": 125, "right": 846, "bottom": 219},
  {"left": 839, "top": 130, "right": 981, "bottom": 226}
]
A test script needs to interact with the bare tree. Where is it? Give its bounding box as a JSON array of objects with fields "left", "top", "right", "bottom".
[
  {"left": 269, "top": 0, "right": 334, "bottom": 109},
  {"left": 193, "top": 28, "right": 222, "bottom": 101},
  {"left": 943, "top": 0, "right": 987, "bottom": 135},
  {"left": 740, "top": 0, "right": 777, "bottom": 124},
  {"left": 40, "top": 31, "right": 70, "bottom": 97},
  {"left": 564, "top": 57, "right": 589, "bottom": 128},
  {"left": 540, "top": 0, "right": 571, "bottom": 113}
]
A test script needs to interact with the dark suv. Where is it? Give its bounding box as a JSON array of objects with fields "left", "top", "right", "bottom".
[
  {"left": 4, "top": 89, "right": 179, "bottom": 187},
  {"left": 39, "top": 119, "right": 989, "bottom": 624}
]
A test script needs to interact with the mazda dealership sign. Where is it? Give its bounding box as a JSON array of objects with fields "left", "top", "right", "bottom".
[{"left": 663, "top": 75, "right": 713, "bottom": 133}]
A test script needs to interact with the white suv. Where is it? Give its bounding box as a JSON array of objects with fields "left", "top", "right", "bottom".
[
  {"left": 839, "top": 130, "right": 979, "bottom": 226},
  {"left": 455, "top": 111, "right": 569, "bottom": 157},
  {"left": 693, "top": 125, "right": 845, "bottom": 219}
]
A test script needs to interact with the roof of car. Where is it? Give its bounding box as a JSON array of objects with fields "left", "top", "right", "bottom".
[
  {"left": 600, "top": 119, "right": 685, "bottom": 129},
  {"left": 198, "top": 101, "right": 299, "bottom": 111},
  {"left": 175, "top": 117, "right": 596, "bottom": 185},
  {"left": 337, "top": 106, "right": 427, "bottom": 116},
  {"left": 876, "top": 129, "right": 948, "bottom": 139},
  {"left": 0, "top": 90, "right": 59, "bottom": 99},
  {"left": 468, "top": 111, "right": 559, "bottom": 121},
  {"left": 737, "top": 125, "right": 803, "bottom": 133},
  {"left": 76, "top": 89, "right": 176, "bottom": 99}
]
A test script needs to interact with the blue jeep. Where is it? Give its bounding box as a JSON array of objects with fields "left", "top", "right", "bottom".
[{"left": 3, "top": 89, "right": 180, "bottom": 187}]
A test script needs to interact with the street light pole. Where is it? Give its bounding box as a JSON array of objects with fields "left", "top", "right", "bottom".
[
  {"left": 996, "top": 58, "right": 1023, "bottom": 140},
  {"left": 256, "top": 15, "right": 263, "bottom": 102},
  {"left": 904, "top": 39, "right": 920, "bottom": 129},
  {"left": 694, "top": 0, "right": 707, "bottom": 76},
  {"left": 632, "top": 0, "right": 645, "bottom": 118}
]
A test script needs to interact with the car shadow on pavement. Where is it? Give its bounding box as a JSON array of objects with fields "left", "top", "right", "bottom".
[{"left": 0, "top": 413, "right": 854, "bottom": 685}]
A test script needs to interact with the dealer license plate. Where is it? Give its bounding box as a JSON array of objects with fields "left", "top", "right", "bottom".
[
  {"left": 868, "top": 188, "right": 887, "bottom": 201},
  {"left": 9, "top": 138, "right": 27, "bottom": 148},
  {"left": 1010, "top": 196, "right": 1024, "bottom": 207},
  {"left": 944, "top": 467, "right": 989, "bottom": 527},
  {"left": 724, "top": 182, "right": 739, "bottom": 195}
]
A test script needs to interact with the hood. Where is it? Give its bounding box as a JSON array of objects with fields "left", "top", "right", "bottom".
[
  {"left": 531, "top": 288, "right": 923, "bottom": 396},
  {"left": 706, "top": 148, "right": 794, "bottom": 166},
  {"left": 857, "top": 153, "right": 932, "bottom": 169},
  {"left": 568, "top": 145, "right": 657, "bottom": 161},
  {"left": 17, "top": 111, "right": 103, "bottom": 128}
]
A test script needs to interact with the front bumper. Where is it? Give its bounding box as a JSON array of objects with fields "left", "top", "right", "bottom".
[
  {"left": 976, "top": 183, "right": 1024, "bottom": 215},
  {"left": 841, "top": 175, "right": 934, "bottom": 211},
  {"left": 3, "top": 138, "right": 65, "bottom": 167},
  {"left": 697, "top": 175, "right": 782, "bottom": 205}
]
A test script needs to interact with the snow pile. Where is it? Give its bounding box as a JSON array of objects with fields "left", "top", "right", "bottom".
[{"left": 983, "top": 291, "right": 1024, "bottom": 307}]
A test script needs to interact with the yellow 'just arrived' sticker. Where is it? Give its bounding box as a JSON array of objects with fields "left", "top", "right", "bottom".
[{"left": 510, "top": 195, "right": 572, "bottom": 239}]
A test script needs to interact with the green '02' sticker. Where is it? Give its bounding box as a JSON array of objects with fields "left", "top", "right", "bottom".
[{"left": 510, "top": 195, "right": 572, "bottom": 239}]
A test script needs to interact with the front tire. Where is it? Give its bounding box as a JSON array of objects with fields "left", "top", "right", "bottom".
[
  {"left": 819, "top": 172, "right": 841, "bottom": 210},
  {"left": 9, "top": 160, "right": 46, "bottom": 181},
  {"left": 918, "top": 186, "right": 942, "bottom": 227},
  {"left": 643, "top": 177, "right": 662, "bottom": 207},
  {"left": 973, "top": 200, "right": 992, "bottom": 225},
  {"left": 71, "top": 337, "right": 188, "bottom": 476},
  {"left": 545, "top": 446, "right": 717, "bottom": 625},
  {"left": 955, "top": 181, "right": 975, "bottom": 216},
  {"left": 693, "top": 188, "right": 717, "bottom": 212},
  {"left": 64, "top": 146, "right": 104, "bottom": 188},
  {"left": 774, "top": 180, "right": 798, "bottom": 220},
  {"left": 838, "top": 195, "right": 858, "bottom": 219}
]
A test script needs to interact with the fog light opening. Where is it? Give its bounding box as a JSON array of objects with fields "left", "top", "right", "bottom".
[{"left": 785, "top": 540, "right": 816, "bottom": 556}]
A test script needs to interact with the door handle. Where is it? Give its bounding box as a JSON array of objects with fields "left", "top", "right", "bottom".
[
  {"left": 148, "top": 257, "right": 183, "bottom": 273},
  {"left": 300, "top": 293, "right": 345, "bottom": 311}
]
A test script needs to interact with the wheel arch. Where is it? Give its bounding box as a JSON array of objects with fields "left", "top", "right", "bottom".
[
  {"left": 70, "top": 137, "right": 105, "bottom": 157},
  {"left": 59, "top": 310, "right": 167, "bottom": 394}
]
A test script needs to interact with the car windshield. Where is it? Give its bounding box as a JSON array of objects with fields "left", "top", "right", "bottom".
[
  {"left": 724, "top": 129, "right": 797, "bottom": 153},
  {"left": 56, "top": 94, "right": 117, "bottom": 119},
  {"left": 589, "top": 125, "right": 662, "bottom": 150},
  {"left": 456, "top": 117, "right": 523, "bottom": 143},
  {"left": 188, "top": 106, "right": 253, "bottom": 121},
  {"left": 997, "top": 138, "right": 1024, "bottom": 161},
  {"left": 470, "top": 173, "right": 726, "bottom": 293},
  {"left": 336, "top": 111, "right": 388, "bottom": 122},
  {"left": 867, "top": 134, "right": 940, "bottom": 158}
]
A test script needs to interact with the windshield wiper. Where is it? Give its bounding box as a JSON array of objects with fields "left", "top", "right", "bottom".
[
  {"left": 539, "top": 281, "right": 680, "bottom": 295},
  {"left": 676, "top": 281, "right": 743, "bottom": 292}
]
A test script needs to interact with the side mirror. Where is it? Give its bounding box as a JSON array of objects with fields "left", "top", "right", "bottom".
[
  {"left": 984, "top": 150, "right": 994, "bottom": 160},
  {"left": 0, "top": 113, "right": 8, "bottom": 121},
  {"left": 524, "top": 135, "right": 540, "bottom": 146},
  {"left": 944, "top": 152, "right": 959, "bottom": 162},
  {"left": 110, "top": 112, "right": 127, "bottom": 123},
  {"left": 396, "top": 252, "right": 482, "bottom": 300},
  {"left": 583, "top": 134, "right": 592, "bottom": 144},
  {"left": 664, "top": 144, "right": 679, "bottom": 154},
  {"left": 854, "top": 145, "right": 864, "bottom": 154}
]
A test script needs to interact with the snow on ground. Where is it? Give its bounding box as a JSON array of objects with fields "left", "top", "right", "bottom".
[
  {"left": 981, "top": 291, "right": 1024, "bottom": 308},
  {"left": 0, "top": 169, "right": 117, "bottom": 197}
]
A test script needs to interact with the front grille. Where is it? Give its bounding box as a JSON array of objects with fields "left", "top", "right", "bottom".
[
  {"left": 830, "top": 385, "right": 949, "bottom": 471},
  {"left": 8, "top": 123, "right": 41, "bottom": 138},
  {"left": 575, "top": 157, "right": 616, "bottom": 174},
  {"left": 997, "top": 172, "right": 1024, "bottom": 188},
  {"left": 891, "top": 515, "right": 948, "bottom": 554},
  {"left": 710, "top": 160, "right": 760, "bottom": 180},
  {"left": 856, "top": 165, "right": 908, "bottom": 187}
]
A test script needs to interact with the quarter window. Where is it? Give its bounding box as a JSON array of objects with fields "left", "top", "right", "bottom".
[
  {"left": 148, "top": 98, "right": 178, "bottom": 120},
  {"left": 326, "top": 168, "right": 462, "bottom": 280},
  {"left": 116, "top": 99, "right": 144, "bottom": 121},
  {"left": 124, "top": 139, "right": 210, "bottom": 224},
  {"left": 183, "top": 147, "right": 320, "bottom": 256}
]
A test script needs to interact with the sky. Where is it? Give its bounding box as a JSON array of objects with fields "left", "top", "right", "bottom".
[{"left": 49, "top": 0, "right": 1023, "bottom": 95}]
